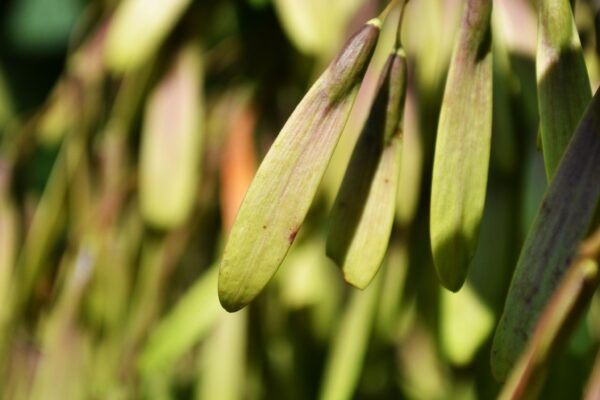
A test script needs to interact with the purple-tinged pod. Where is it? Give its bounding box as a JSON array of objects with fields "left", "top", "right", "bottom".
[{"left": 218, "top": 20, "right": 381, "bottom": 312}]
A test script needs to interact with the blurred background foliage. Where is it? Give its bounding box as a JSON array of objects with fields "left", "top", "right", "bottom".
[{"left": 0, "top": 0, "right": 599, "bottom": 399}]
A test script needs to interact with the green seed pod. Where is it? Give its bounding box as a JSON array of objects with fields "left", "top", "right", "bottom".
[
  {"left": 537, "top": 0, "right": 591, "bottom": 180},
  {"left": 218, "top": 21, "right": 380, "bottom": 312},
  {"left": 273, "top": 0, "right": 362, "bottom": 56},
  {"left": 492, "top": 88, "right": 600, "bottom": 381},
  {"left": 104, "top": 0, "right": 192, "bottom": 73},
  {"left": 429, "top": 0, "right": 493, "bottom": 292},
  {"left": 139, "top": 43, "right": 203, "bottom": 229},
  {"left": 327, "top": 48, "right": 407, "bottom": 289}
]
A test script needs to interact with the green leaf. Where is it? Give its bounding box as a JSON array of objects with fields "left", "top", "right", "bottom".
[
  {"left": 318, "top": 272, "right": 382, "bottom": 400},
  {"left": 429, "top": 0, "right": 493, "bottom": 291},
  {"left": 197, "top": 311, "right": 247, "bottom": 400},
  {"left": 218, "top": 21, "right": 380, "bottom": 312},
  {"left": 138, "top": 267, "right": 223, "bottom": 375},
  {"left": 327, "top": 48, "right": 407, "bottom": 289},
  {"left": 492, "top": 88, "right": 600, "bottom": 381},
  {"left": 536, "top": 0, "right": 591, "bottom": 180}
]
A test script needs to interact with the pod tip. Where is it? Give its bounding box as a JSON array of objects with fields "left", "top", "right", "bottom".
[{"left": 367, "top": 18, "right": 383, "bottom": 29}]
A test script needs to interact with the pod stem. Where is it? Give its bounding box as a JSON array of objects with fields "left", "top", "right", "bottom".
[
  {"left": 377, "top": 0, "right": 399, "bottom": 24},
  {"left": 395, "top": 0, "right": 410, "bottom": 49}
]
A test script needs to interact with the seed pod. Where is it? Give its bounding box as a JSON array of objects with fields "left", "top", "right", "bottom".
[
  {"left": 395, "top": 80, "right": 422, "bottom": 227},
  {"left": 273, "top": 0, "right": 361, "bottom": 56},
  {"left": 491, "top": 87, "right": 600, "bottom": 381},
  {"left": 139, "top": 43, "right": 203, "bottom": 229},
  {"left": 536, "top": 0, "right": 591, "bottom": 180},
  {"left": 218, "top": 21, "right": 380, "bottom": 312},
  {"left": 499, "top": 230, "right": 600, "bottom": 398},
  {"left": 104, "top": 0, "right": 192, "bottom": 73},
  {"left": 429, "top": 0, "right": 493, "bottom": 291},
  {"left": 327, "top": 48, "right": 407, "bottom": 289}
]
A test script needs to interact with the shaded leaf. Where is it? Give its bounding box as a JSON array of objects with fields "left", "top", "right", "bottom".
[
  {"left": 499, "top": 229, "right": 600, "bottom": 399},
  {"left": 492, "top": 87, "right": 600, "bottom": 381}
]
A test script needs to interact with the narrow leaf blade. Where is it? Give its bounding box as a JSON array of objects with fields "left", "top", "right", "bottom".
[
  {"left": 492, "top": 87, "right": 600, "bottom": 381},
  {"left": 499, "top": 230, "right": 600, "bottom": 398}
]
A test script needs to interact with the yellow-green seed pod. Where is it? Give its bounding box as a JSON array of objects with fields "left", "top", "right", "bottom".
[
  {"left": 430, "top": 0, "right": 493, "bottom": 292},
  {"left": 492, "top": 88, "right": 600, "bottom": 381},
  {"left": 139, "top": 43, "right": 203, "bottom": 229},
  {"left": 327, "top": 48, "right": 407, "bottom": 289},
  {"left": 537, "top": 0, "right": 591, "bottom": 180},
  {"left": 218, "top": 21, "right": 381, "bottom": 312},
  {"left": 104, "top": 0, "right": 192, "bottom": 73},
  {"left": 273, "top": 0, "right": 363, "bottom": 56}
]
